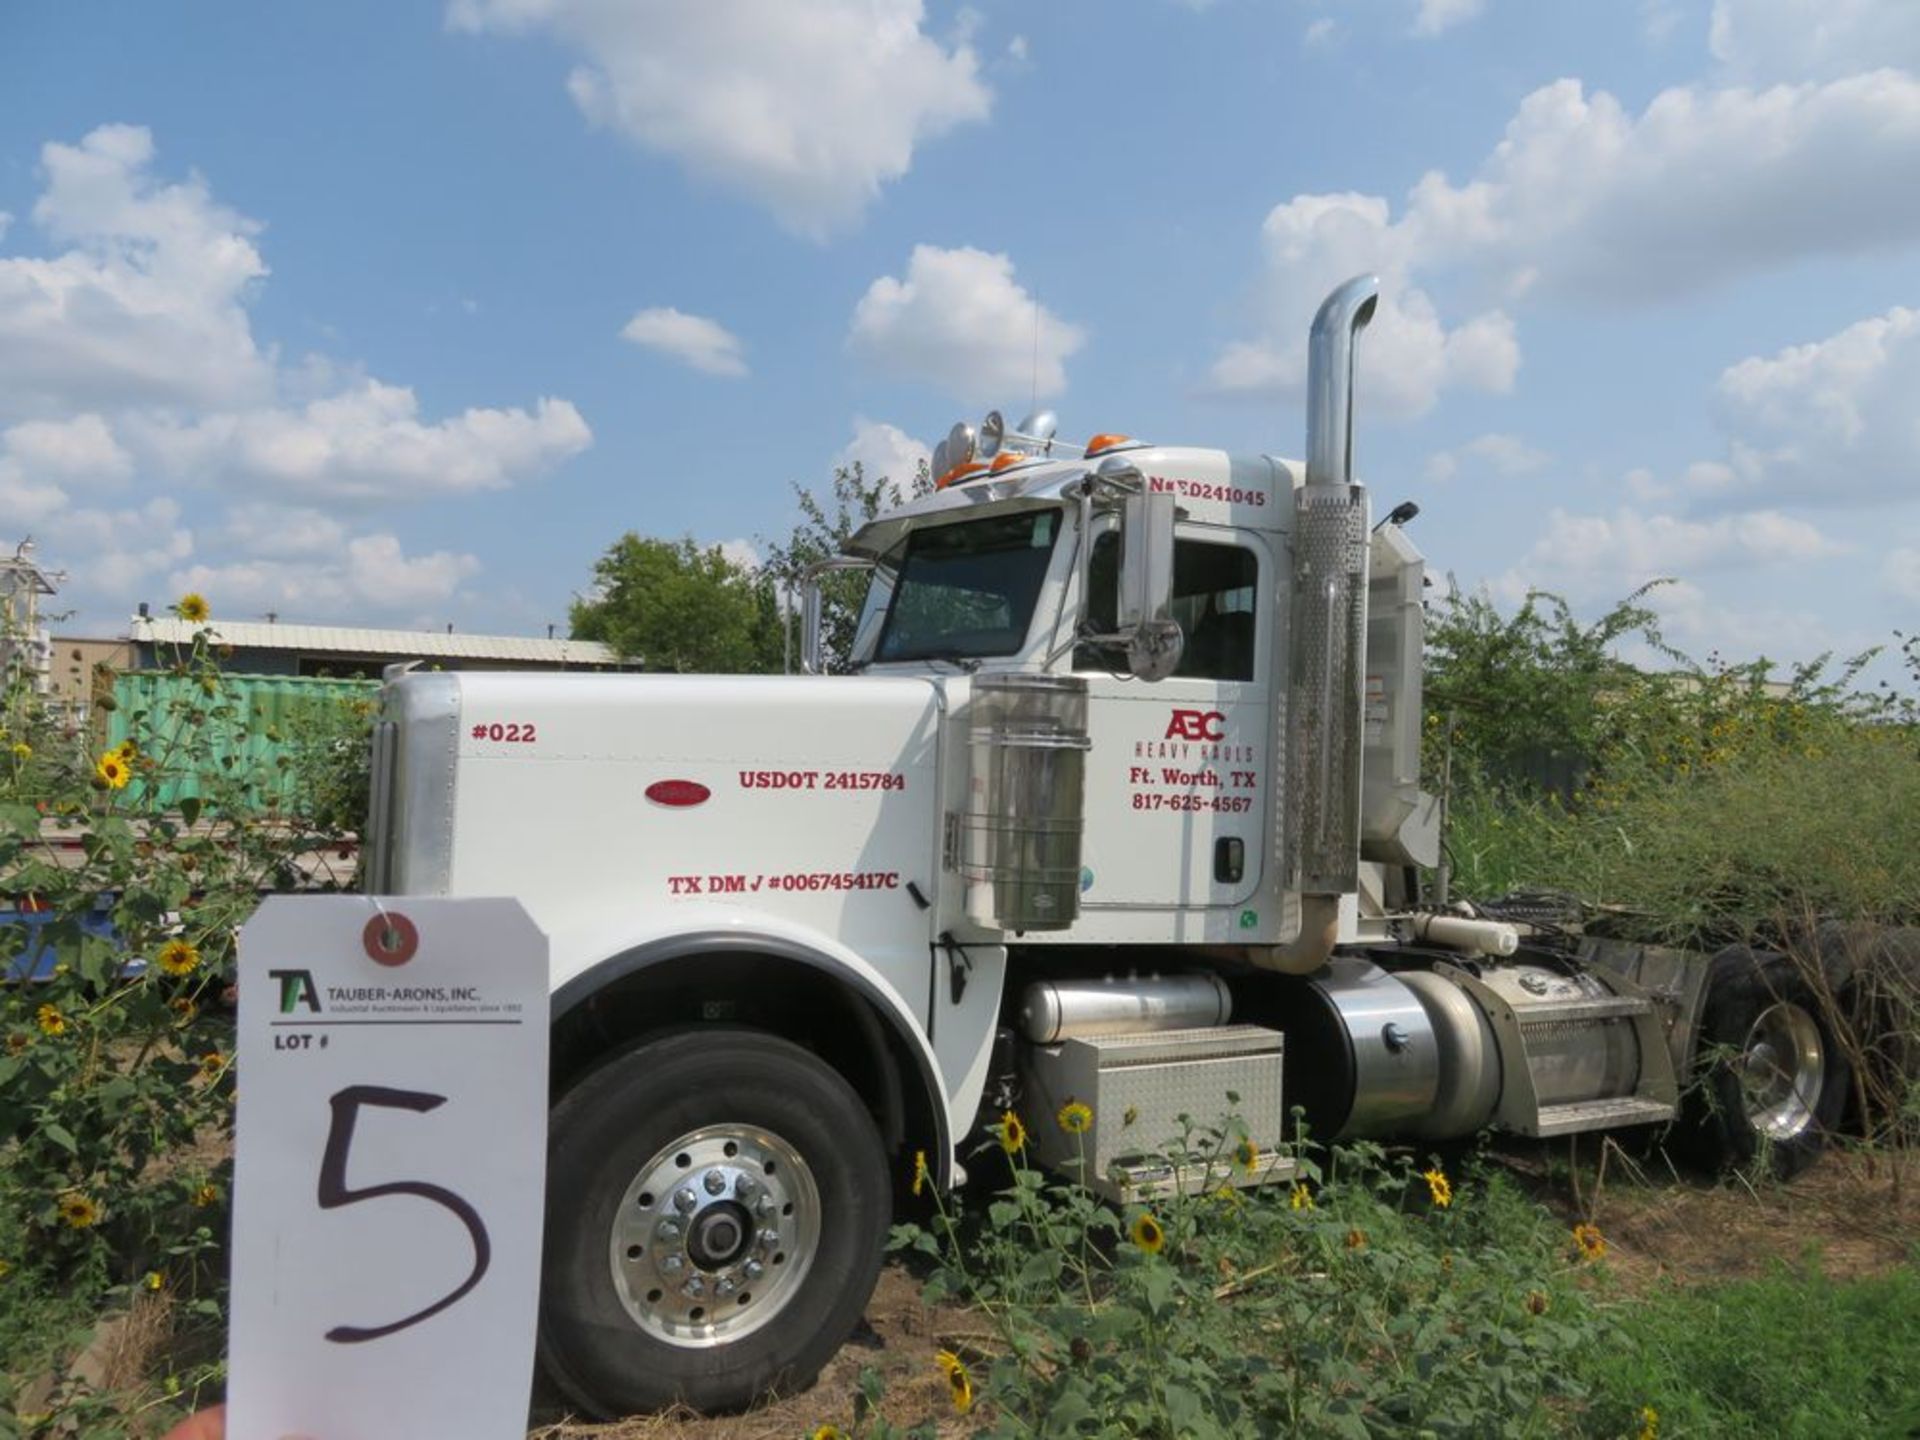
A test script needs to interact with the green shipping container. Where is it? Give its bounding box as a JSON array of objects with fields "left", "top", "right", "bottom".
[{"left": 106, "top": 670, "right": 379, "bottom": 809}]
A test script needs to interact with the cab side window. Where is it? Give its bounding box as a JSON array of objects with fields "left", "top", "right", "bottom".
[{"left": 1074, "top": 535, "right": 1257, "bottom": 682}]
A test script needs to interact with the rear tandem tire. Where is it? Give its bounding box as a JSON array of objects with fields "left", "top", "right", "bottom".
[
  {"left": 1682, "top": 947, "right": 1851, "bottom": 1179},
  {"left": 538, "top": 1029, "right": 891, "bottom": 1418}
]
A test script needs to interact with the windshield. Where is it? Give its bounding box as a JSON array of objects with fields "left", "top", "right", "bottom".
[{"left": 865, "top": 508, "right": 1061, "bottom": 664}]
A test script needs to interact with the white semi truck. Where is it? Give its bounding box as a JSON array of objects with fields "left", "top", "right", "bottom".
[{"left": 362, "top": 277, "right": 1849, "bottom": 1417}]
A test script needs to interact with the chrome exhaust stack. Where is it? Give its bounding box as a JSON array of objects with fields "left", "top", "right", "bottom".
[{"left": 1263, "top": 275, "right": 1379, "bottom": 974}]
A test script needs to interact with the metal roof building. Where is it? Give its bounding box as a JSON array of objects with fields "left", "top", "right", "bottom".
[{"left": 128, "top": 615, "right": 624, "bottom": 678}]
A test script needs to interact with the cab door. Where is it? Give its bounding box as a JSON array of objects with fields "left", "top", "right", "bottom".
[{"left": 1070, "top": 527, "right": 1271, "bottom": 913}]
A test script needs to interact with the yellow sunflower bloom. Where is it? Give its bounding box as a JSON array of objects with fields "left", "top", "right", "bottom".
[
  {"left": 911, "top": 1149, "right": 929, "bottom": 1198},
  {"left": 190, "top": 1183, "right": 219, "bottom": 1209},
  {"left": 1130, "top": 1211, "right": 1166, "bottom": 1255},
  {"left": 57, "top": 1193, "right": 100, "bottom": 1229},
  {"left": 996, "top": 1109, "right": 1028, "bottom": 1155},
  {"left": 35, "top": 1004, "right": 66, "bottom": 1037},
  {"left": 1636, "top": 1405, "right": 1658, "bottom": 1440},
  {"left": 1057, "top": 1100, "right": 1093, "bottom": 1134},
  {"left": 155, "top": 939, "right": 201, "bottom": 977},
  {"left": 176, "top": 592, "right": 210, "bottom": 624},
  {"left": 95, "top": 752, "right": 131, "bottom": 789},
  {"left": 143, "top": 1271, "right": 164, "bottom": 1292},
  {"left": 1572, "top": 1222, "right": 1607, "bottom": 1261},
  {"left": 1289, "top": 1181, "right": 1313, "bottom": 1211},
  {"left": 934, "top": 1350, "right": 973, "bottom": 1415},
  {"left": 10, "top": 741, "right": 30, "bottom": 761},
  {"left": 199, "top": 1051, "right": 226, "bottom": 1080},
  {"left": 1422, "top": 1166, "right": 1452, "bottom": 1208},
  {"left": 809, "top": 1427, "right": 848, "bottom": 1440},
  {"left": 1234, "top": 1137, "right": 1260, "bottom": 1173}
]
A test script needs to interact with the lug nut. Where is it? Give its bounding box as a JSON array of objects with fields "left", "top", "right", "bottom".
[
  {"left": 743, "top": 1260, "right": 764, "bottom": 1281},
  {"left": 735, "top": 1176, "right": 759, "bottom": 1201},
  {"left": 715, "top": 1277, "right": 737, "bottom": 1297},
  {"left": 681, "top": 1276, "right": 705, "bottom": 1299},
  {"left": 755, "top": 1193, "right": 776, "bottom": 1216},
  {"left": 673, "top": 1187, "right": 698, "bottom": 1214},
  {"left": 703, "top": 1168, "right": 728, "bottom": 1196},
  {"left": 656, "top": 1219, "right": 682, "bottom": 1242},
  {"left": 758, "top": 1227, "right": 780, "bottom": 1250},
  {"left": 660, "top": 1254, "right": 685, "bottom": 1275}
]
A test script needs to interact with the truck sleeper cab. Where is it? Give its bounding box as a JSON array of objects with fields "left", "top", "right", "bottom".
[{"left": 365, "top": 277, "right": 1853, "bottom": 1419}]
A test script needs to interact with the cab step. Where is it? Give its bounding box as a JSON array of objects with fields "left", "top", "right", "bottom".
[{"left": 1532, "top": 1096, "right": 1675, "bottom": 1137}]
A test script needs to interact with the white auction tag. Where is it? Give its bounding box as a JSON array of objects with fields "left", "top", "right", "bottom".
[{"left": 228, "top": 898, "right": 548, "bottom": 1440}]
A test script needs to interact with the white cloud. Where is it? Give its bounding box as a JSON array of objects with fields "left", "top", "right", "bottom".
[
  {"left": 1206, "top": 192, "right": 1517, "bottom": 417},
  {"left": 850, "top": 245, "right": 1085, "bottom": 404},
  {"left": 1708, "top": 305, "right": 1920, "bottom": 504},
  {"left": 1501, "top": 505, "right": 1847, "bottom": 598},
  {"left": 835, "top": 417, "right": 929, "bottom": 487},
  {"left": 1424, "top": 432, "right": 1550, "bottom": 482},
  {"left": 1412, "top": 0, "right": 1483, "bottom": 37},
  {"left": 1006, "top": 34, "right": 1030, "bottom": 65},
  {"left": 171, "top": 532, "right": 481, "bottom": 619},
  {"left": 620, "top": 306, "right": 748, "bottom": 378},
  {"left": 136, "top": 382, "right": 591, "bottom": 504},
  {"left": 216, "top": 503, "right": 350, "bottom": 560},
  {"left": 44, "top": 497, "right": 194, "bottom": 597},
  {"left": 1710, "top": 0, "right": 1920, "bottom": 80},
  {"left": 445, "top": 0, "right": 991, "bottom": 237},
  {"left": 1303, "top": 17, "right": 1338, "bottom": 45},
  {"left": 4, "top": 413, "right": 131, "bottom": 483},
  {"left": 717, "top": 538, "right": 760, "bottom": 572},
  {"left": 0, "top": 125, "right": 271, "bottom": 420},
  {"left": 1884, "top": 546, "right": 1920, "bottom": 603},
  {"left": 1214, "top": 66, "right": 1920, "bottom": 409}
]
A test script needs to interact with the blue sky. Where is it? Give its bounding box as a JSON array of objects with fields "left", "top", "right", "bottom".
[{"left": 1, "top": 0, "right": 1915, "bottom": 683}]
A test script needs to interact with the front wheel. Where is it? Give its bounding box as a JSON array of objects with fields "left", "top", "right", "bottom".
[
  {"left": 1683, "top": 947, "right": 1851, "bottom": 1179},
  {"left": 539, "top": 1030, "right": 892, "bottom": 1417}
]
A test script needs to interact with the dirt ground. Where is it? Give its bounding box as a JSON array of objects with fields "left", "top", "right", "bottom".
[{"left": 521, "top": 1144, "right": 1920, "bottom": 1440}]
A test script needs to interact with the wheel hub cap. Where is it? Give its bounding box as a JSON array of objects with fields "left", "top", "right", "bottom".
[
  {"left": 609, "top": 1125, "right": 820, "bottom": 1348},
  {"left": 1738, "top": 1001, "right": 1826, "bottom": 1142}
]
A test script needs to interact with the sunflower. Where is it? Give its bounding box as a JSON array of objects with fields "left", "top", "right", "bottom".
[
  {"left": 10, "top": 741, "right": 30, "bottom": 761},
  {"left": 57, "top": 1193, "right": 100, "bottom": 1229},
  {"left": 155, "top": 939, "right": 202, "bottom": 977},
  {"left": 1289, "top": 1181, "right": 1313, "bottom": 1211},
  {"left": 1572, "top": 1222, "right": 1607, "bottom": 1261},
  {"left": 995, "top": 1110, "right": 1028, "bottom": 1155},
  {"left": 95, "top": 751, "right": 131, "bottom": 789},
  {"left": 176, "top": 592, "right": 210, "bottom": 625},
  {"left": 198, "top": 1051, "right": 226, "bottom": 1080},
  {"left": 190, "top": 1183, "right": 219, "bottom": 1209},
  {"left": 1636, "top": 1405, "right": 1658, "bottom": 1440},
  {"left": 809, "top": 1427, "right": 848, "bottom": 1440},
  {"left": 1525, "top": 1290, "right": 1549, "bottom": 1316},
  {"left": 1057, "top": 1100, "right": 1093, "bottom": 1135},
  {"left": 143, "top": 1271, "right": 164, "bottom": 1292},
  {"left": 934, "top": 1350, "right": 973, "bottom": 1415},
  {"left": 35, "top": 1004, "right": 66, "bottom": 1037},
  {"left": 1130, "top": 1211, "right": 1166, "bottom": 1255},
  {"left": 1422, "top": 1166, "right": 1453, "bottom": 1208},
  {"left": 168, "top": 996, "right": 198, "bottom": 1023},
  {"left": 911, "top": 1149, "right": 929, "bottom": 1198}
]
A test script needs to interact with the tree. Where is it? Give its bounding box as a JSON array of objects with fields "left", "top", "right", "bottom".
[
  {"left": 570, "top": 535, "right": 782, "bottom": 673},
  {"left": 760, "top": 459, "right": 931, "bottom": 673}
]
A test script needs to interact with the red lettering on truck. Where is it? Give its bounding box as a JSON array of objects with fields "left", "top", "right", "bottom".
[{"left": 1165, "top": 709, "right": 1226, "bottom": 742}]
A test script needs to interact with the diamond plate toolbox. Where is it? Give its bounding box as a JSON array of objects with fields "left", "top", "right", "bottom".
[{"left": 1021, "top": 1025, "right": 1292, "bottom": 1200}]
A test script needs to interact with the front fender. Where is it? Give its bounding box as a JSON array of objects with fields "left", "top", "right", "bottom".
[{"left": 547, "top": 907, "right": 954, "bottom": 1185}]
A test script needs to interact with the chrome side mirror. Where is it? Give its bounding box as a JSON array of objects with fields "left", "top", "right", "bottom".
[
  {"left": 798, "top": 556, "right": 873, "bottom": 675},
  {"left": 1119, "top": 486, "right": 1181, "bottom": 681}
]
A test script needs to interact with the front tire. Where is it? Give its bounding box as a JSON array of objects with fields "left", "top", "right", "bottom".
[
  {"left": 1683, "top": 947, "right": 1851, "bottom": 1179},
  {"left": 539, "top": 1029, "right": 891, "bottom": 1417}
]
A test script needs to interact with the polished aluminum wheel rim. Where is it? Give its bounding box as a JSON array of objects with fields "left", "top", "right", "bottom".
[
  {"left": 1739, "top": 1001, "right": 1826, "bottom": 1141},
  {"left": 609, "top": 1124, "right": 820, "bottom": 1349}
]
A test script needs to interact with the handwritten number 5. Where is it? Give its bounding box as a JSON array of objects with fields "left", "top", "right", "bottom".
[{"left": 317, "top": 1085, "right": 492, "bottom": 1344}]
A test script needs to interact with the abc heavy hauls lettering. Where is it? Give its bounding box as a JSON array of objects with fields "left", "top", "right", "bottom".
[{"left": 363, "top": 277, "right": 1851, "bottom": 1417}]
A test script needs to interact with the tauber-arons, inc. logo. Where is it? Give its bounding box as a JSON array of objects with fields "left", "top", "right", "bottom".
[{"left": 271, "top": 968, "right": 323, "bottom": 1015}]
